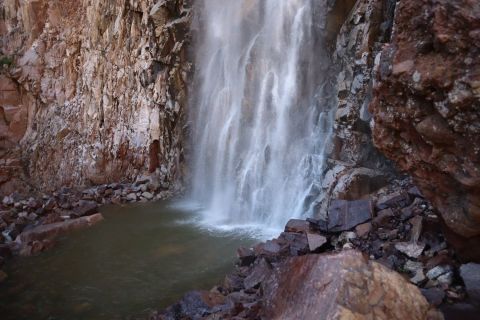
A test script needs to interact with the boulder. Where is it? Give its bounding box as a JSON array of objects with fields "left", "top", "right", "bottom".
[{"left": 262, "top": 250, "right": 442, "bottom": 320}]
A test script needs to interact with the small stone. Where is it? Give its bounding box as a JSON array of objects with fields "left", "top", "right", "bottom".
[
  {"left": 395, "top": 242, "right": 426, "bottom": 258},
  {"left": 376, "top": 191, "right": 411, "bottom": 210},
  {"left": 355, "top": 222, "right": 372, "bottom": 238},
  {"left": 404, "top": 260, "right": 423, "bottom": 273},
  {"left": 437, "top": 271, "right": 453, "bottom": 286},
  {"left": 426, "top": 265, "right": 453, "bottom": 280},
  {"left": 142, "top": 192, "right": 154, "bottom": 200},
  {"left": 126, "top": 193, "right": 137, "bottom": 201},
  {"left": 373, "top": 208, "right": 393, "bottom": 226},
  {"left": 306, "top": 232, "right": 327, "bottom": 252},
  {"left": 410, "top": 270, "right": 426, "bottom": 285},
  {"left": 409, "top": 216, "right": 423, "bottom": 243},
  {"left": 339, "top": 231, "right": 356, "bottom": 244}
]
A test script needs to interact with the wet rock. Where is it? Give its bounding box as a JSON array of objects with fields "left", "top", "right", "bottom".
[
  {"left": 15, "top": 213, "right": 104, "bottom": 255},
  {"left": 285, "top": 219, "right": 309, "bottom": 233},
  {"left": 395, "top": 242, "right": 426, "bottom": 259},
  {"left": 160, "top": 290, "right": 226, "bottom": 319},
  {"left": 263, "top": 250, "right": 442, "bottom": 320},
  {"left": 243, "top": 258, "right": 272, "bottom": 290},
  {"left": 326, "top": 199, "right": 373, "bottom": 232},
  {"left": 460, "top": 263, "right": 480, "bottom": 305},
  {"left": 237, "top": 247, "right": 255, "bottom": 267},
  {"left": 306, "top": 232, "right": 327, "bottom": 252}
]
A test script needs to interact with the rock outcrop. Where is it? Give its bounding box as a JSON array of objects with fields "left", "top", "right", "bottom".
[
  {"left": 0, "top": 0, "right": 191, "bottom": 194},
  {"left": 369, "top": 0, "right": 480, "bottom": 258},
  {"left": 316, "top": 0, "right": 397, "bottom": 217}
]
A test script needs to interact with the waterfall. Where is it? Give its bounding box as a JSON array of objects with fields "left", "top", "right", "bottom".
[{"left": 189, "top": 0, "right": 334, "bottom": 230}]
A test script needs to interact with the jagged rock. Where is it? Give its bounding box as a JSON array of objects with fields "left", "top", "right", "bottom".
[
  {"left": 243, "top": 258, "right": 272, "bottom": 290},
  {"left": 262, "top": 250, "right": 442, "bottom": 320},
  {"left": 306, "top": 232, "right": 327, "bottom": 252},
  {"left": 325, "top": 199, "right": 373, "bottom": 232},
  {"left": 395, "top": 242, "right": 426, "bottom": 259}
]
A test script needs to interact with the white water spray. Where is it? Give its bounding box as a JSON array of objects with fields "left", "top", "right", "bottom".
[{"left": 189, "top": 0, "right": 334, "bottom": 230}]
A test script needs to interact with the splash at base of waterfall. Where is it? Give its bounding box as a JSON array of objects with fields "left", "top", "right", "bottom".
[{"left": 189, "top": 0, "right": 333, "bottom": 230}]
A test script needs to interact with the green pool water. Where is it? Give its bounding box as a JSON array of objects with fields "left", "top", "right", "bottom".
[{"left": 0, "top": 201, "right": 255, "bottom": 319}]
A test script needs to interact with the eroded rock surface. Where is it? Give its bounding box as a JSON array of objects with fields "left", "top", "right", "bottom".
[
  {"left": 369, "top": 0, "right": 480, "bottom": 249},
  {"left": 0, "top": 0, "right": 191, "bottom": 194},
  {"left": 263, "top": 251, "right": 442, "bottom": 320}
]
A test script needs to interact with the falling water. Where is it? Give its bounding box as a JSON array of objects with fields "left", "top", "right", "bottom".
[{"left": 189, "top": 0, "right": 334, "bottom": 230}]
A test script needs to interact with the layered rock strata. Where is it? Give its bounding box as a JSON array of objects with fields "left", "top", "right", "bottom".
[{"left": 0, "top": 0, "right": 191, "bottom": 194}]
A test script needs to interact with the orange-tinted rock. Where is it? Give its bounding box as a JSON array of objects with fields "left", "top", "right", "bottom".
[
  {"left": 369, "top": 0, "right": 480, "bottom": 255},
  {"left": 263, "top": 250, "right": 443, "bottom": 320},
  {"left": 0, "top": 0, "right": 191, "bottom": 193}
]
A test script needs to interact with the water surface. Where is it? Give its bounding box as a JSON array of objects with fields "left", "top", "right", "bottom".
[{"left": 0, "top": 201, "right": 255, "bottom": 319}]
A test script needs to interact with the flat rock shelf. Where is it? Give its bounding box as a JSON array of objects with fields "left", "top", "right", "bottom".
[{"left": 0, "top": 201, "right": 255, "bottom": 319}]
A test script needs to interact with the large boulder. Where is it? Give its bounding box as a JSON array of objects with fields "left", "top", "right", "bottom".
[
  {"left": 262, "top": 250, "right": 442, "bottom": 320},
  {"left": 369, "top": 0, "right": 480, "bottom": 259}
]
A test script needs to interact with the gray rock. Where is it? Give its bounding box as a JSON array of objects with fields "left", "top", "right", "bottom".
[
  {"left": 306, "top": 232, "right": 327, "bottom": 251},
  {"left": 460, "top": 263, "right": 480, "bottom": 305},
  {"left": 142, "top": 192, "right": 154, "bottom": 200},
  {"left": 326, "top": 199, "right": 373, "bottom": 232},
  {"left": 426, "top": 265, "right": 453, "bottom": 280},
  {"left": 395, "top": 242, "right": 426, "bottom": 258},
  {"left": 126, "top": 193, "right": 137, "bottom": 201}
]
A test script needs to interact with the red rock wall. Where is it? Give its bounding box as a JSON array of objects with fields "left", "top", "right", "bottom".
[
  {"left": 0, "top": 0, "right": 191, "bottom": 194},
  {"left": 370, "top": 0, "right": 480, "bottom": 242}
]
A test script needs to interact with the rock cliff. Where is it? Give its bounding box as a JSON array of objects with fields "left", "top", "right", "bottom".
[
  {"left": 369, "top": 0, "right": 480, "bottom": 259},
  {"left": 0, "top": 0, "right": 191, "bottom": 194}
]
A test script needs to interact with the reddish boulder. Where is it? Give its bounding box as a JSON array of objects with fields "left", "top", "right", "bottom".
[{"left": 262, "top": 250, "right": 442, "bottom": 320}]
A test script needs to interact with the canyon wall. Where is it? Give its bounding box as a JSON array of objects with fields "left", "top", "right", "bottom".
[
  {"left": 0, "top": 0, "right": 191, "bottom": 195},
  {"left": 317, "top": 0, "right": 397, "bottom": 214},
  {"left": 370, "top": 0, "right": 480, "bottom": 259}
]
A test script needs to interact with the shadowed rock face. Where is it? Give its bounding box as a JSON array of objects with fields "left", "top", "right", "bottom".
[
  {"left": 0, "top": 0, "right": 191, "bottom": 194},
  {"left": 369, "top": 0, "right": 480, "bottom": 250},
  {"left": 263, "top": 251, "right": 442, "bottom": 320}
]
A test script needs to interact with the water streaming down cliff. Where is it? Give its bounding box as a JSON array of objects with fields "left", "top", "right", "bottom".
[{"left": 190, "top": 0, "right": 334, "bottom": 230}]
